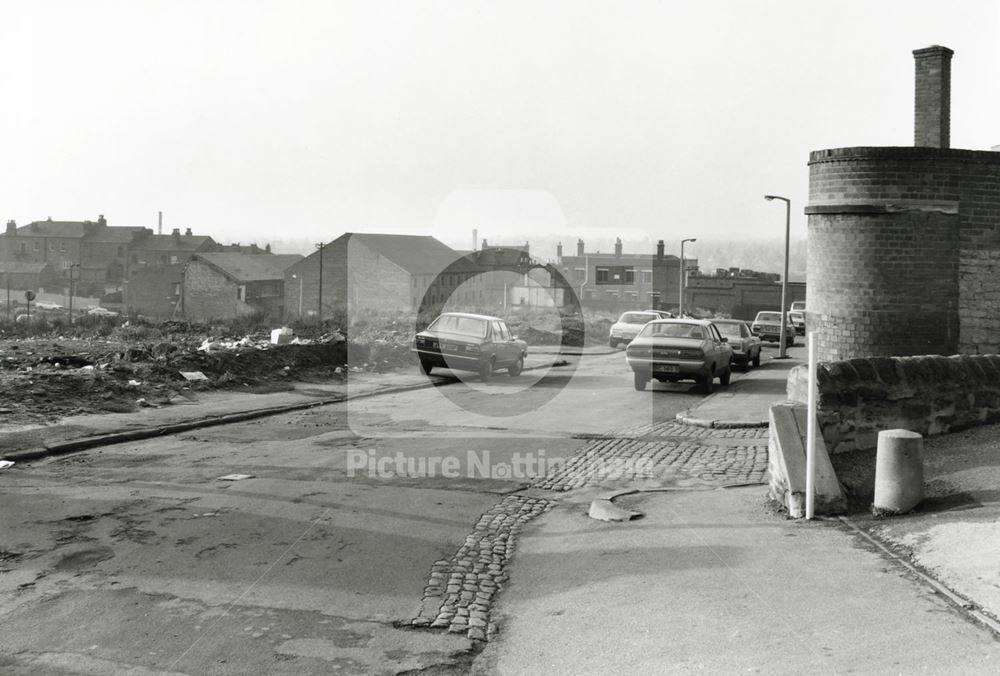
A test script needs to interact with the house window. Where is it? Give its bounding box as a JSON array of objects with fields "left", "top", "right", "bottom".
[
  {"left": 173, "top": 283, "right": 181, "bottom": 296},
  {"left": 574, "top": 268, "right": 585, "bottom": 281},
  {"left": 170, "top": 255, "right": 179, "bottom": 264},
  {"left": 237, "top": 286, "right": 246, "bottom": 301},
  {"left": 641, "top": 270, "right": 652, "bottom": 284},
  {"left": 596, "top": 266, "right": 634, "bottom": 285},
  {"left": 60, "top": 241, "right": 66, "bottom": 252},
  {"left": 19, "top": 243, "right": 26, "bottom": 254},
  {"left": 648, "top": 292, "right": 661, "bottom": 303},
  {"left": 49, "top": 241, "right": 55, "bottom": 252},
  {"left": 33, "top": 241, "right": 39, "bottom": 252}
]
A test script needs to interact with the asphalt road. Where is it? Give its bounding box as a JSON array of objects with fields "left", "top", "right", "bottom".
[{"left": 0, "top": 351, "right": 722, "bottom": 675}]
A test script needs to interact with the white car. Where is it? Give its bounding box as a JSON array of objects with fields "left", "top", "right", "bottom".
[
  {"left": 609, "top": 311, "right": 669, "bottom": 348},
  {"left": 86, "top": 307, "right": 120, "bottom": 317}
]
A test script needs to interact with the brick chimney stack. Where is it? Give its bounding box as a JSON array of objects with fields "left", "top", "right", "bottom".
[
  {"left": 913, "top": 45, "right": 953, "bottom": 149},
  {"left": 656, "top": 240, "right": 664, "bottom": 260},
  {"left": 577, "top": 239, "right": 584, "bottom": 256},
  {"left": 614, "top": 238, "right": 622, "bottom": 256}
]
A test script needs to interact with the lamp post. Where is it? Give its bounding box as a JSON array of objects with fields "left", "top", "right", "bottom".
[
  {"left": 679, "top": 238, "right": 696, "bottom": 316},
  {"left": 764, "top": 195, "right": 791, "bottom": 359},
  {"left": 292, "top": 273, "right": 303, "bottom": 317}
]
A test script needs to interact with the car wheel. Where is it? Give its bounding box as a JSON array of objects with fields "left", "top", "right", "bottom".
[
  {"left": 701, "top": 370, "right": 714, "bottom": 394},
  {"left": 419, "top": 359, "right": 433, "bottom": 376},
  {"left": 752, "top": 351, "right": 761, "bottom": 368},
  {"left": 479, "top": 358, "right": 494, "bottom": 382},
  {"left": 633, "top": 371, "right": 648, "bottom": 391},
  {"left": 507, "top": 356, "right": 523, "bottom": 377},
  {"left": 720, "top": 365, "right": 732, "bottom": 386}
]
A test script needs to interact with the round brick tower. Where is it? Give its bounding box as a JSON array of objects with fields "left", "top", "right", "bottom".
[{"left": 806, "top": 46, "right": 1000, "bottom": 361}]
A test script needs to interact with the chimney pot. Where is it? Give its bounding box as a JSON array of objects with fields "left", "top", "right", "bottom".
[
  {"left": 185, "top": 228, "right": 192, "bottom": 236},
  {"left": 656, "top": 240, "right": 665, "bottom": 260},
  {"left": 577, "top": 239, "right": 585, "bottom": 256},
  {"left": 614, "top": 238, "right": 623, "bottom": 256},
  {"left": 913, "top": 45, "right": 954, "bottom": 149}
]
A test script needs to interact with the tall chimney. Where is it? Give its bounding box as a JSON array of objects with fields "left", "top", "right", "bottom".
[
  {"left": 158, "top": 211, "right": 163, "bottom": 235},
  {"left": 556, "top": 242, "right": 563, "bottom": 261},
  {"left": 656, "top": 240, "right": 664, "bottom": 260},
  {"left": 614, "top": 237, "right": 622, "bottom": 256},
  {"left": 473, "top": 228, "right": 478, "bottom": 250},
  {"left": 5, "top": 220, "right": 15, "bottom": 235},
  {"left": 913, "top": 45, "right": 953, "bottom": 149},
  {"left": 577, "top": 239, "right": 584, "bottom": 256}
]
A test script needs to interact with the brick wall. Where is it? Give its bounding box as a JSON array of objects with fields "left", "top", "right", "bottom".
[
  {"left": 806, "top": 146, "right": 1000, "bottom": 360},
  {"left": 787, "top": 355, "right": 1000, "bottom": 453},
  {"left": 183, "top": 260, "right": 247, "bottom": 321}
]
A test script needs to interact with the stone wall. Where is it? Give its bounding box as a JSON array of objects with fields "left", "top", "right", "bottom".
[{"left": 787, "top": 354, "right": 1000, "bottom": 454}]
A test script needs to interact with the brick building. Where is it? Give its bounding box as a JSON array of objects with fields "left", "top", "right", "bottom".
[
  {"left": 285, "top": 233, "right": 482, "bottom": 322},
  {"left": 687, "top": 270, "right": 805, "bottom": 320},
  {"left": 806, "top": 46, "right": 1000, "bottom": 360},
  {"left": 0, "top": 215, "right": 150, "bottom": 297},
  {"left": 559, "top": 238, "right": 691, "bottom": 313},
  {"left": 126, "top": 228, "right": 219, "bottom": 318},
  {"left": 183, "top": 253, "right": 302, "bottom": 322}
]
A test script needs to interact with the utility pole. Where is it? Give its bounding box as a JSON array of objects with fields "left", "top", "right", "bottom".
[
  {"left": 316, "top": 242, "right": 324, "bottom": 322},
  {"left": 68, "top": 264, "right": 80, "bottom": 324}
]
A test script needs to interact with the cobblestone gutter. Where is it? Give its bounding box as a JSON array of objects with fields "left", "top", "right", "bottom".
[
  {"left": 409, "top": 495, "right": 552, "bottom": 641},
  {"left": 408, "top": 421, "right": 768, "bottom": 642},
  {"left": 535, "top": 422, "right": 769, "bottom": 491}
]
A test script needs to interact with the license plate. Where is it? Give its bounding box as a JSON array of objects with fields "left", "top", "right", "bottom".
[{"left": 655, "top": 364, "right": 679, "bottom": 373}]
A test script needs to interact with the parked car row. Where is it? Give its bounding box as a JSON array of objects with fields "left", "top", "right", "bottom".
[{"left": 409, "top": 309, "right": 792, "bottom": 397}]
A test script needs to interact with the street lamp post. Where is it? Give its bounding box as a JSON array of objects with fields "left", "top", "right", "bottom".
[
  {"left": 764, "top": 195, "right": 791, "bottom": 359},
  {"left": 292, "top": 273, "right": 303, "bottom": 317},
  {"left": 679, "top": 238, "right": 696, "bottom": 316}
]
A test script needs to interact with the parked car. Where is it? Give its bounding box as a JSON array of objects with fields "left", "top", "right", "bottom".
[
  {"left": 411, "top": 312, "right": 527, "bottom": 382},
  {"left": 790, "top": 301, "right": 806, "bottom": 312},
  {"left": 751, "top": 311, "right": 795, "bottom": 346},
  {"left": 788, "top": 310, "right": 806, "bottom": 335},
  {"left": 711, "top": 319, "right": 762, "bottom": 370},
  {"left": 625, "top": 318, "right": 733, "bottom": 393},
  {"left": 609, "top": 310, "right": 666, "bottom": 348},
  {"left": 86, "top": 306, "right": 120, "bottom": 318}
]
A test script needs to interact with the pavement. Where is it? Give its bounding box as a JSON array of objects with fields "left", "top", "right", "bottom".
[{"left": 3, "top": 344, "right": 1000, "bottom": 674}]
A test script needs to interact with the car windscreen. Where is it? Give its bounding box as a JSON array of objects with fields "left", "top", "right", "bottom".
[
  {"left": 713, "top": 322, "right": 742, "bottom": 339},
  {"left": 619, "top": 313, "right": 655, "bottom": 325},
  {"left": 640, "top": 323, "right": 705, "bottom": 339},
  {"left": 427, "top": 315, "right": 488, "bottom": 338},
  {"left": 756, "top": 312, "right": 782, "bottom": 322}
]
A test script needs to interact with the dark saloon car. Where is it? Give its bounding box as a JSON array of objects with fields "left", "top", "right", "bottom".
[
  {"left": 412, "top": 312, "right": 527, "bottom": 382},
  {"left": 711, "top": 319, "right": 762, "bottom": 370},
  {"left": 625, "top": 318, "right": 733, "bottom": 393}
]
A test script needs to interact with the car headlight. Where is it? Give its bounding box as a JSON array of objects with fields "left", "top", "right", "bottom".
[{"left": 465, "top": 344, "right": 480, "bottom": 353}]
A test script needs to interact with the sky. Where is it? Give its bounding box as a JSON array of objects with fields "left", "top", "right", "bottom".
[{"left": 3, "top": 1, "right": 998, "bottom": 260}]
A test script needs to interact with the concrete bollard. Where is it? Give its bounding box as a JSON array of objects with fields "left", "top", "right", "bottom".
[{"left": 873, "top": 429, "right": 924, "bottom": 515}]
